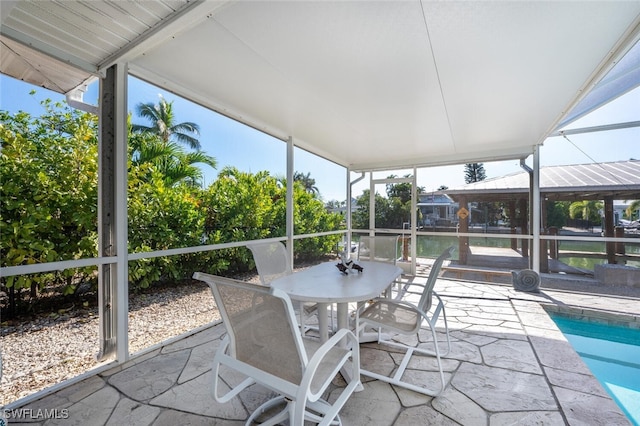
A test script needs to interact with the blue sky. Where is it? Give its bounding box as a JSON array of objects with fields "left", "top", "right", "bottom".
[{"left": 1, "top": 74, "right": 638, "bottom": 201}]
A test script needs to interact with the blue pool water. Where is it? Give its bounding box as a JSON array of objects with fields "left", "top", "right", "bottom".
[{"left": 551, "top": 314, "right": 640, "bottom": 425}]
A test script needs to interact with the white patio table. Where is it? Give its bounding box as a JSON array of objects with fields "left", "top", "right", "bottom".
[{"left": 270, "top": 260, "right": 402, "bottom": 343}]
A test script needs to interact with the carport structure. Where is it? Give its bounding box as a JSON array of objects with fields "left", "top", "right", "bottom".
[
  {"left": 2, "top": 0, "right": 640, "bottom": 393},
  {"left": 443, "top": 160, "right": 640, "bottom": 268}
]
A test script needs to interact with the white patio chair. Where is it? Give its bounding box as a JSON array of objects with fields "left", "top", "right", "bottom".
[
  {"left": 357, "top": 235, "right": 402, "bottom": 298},
  {"left": 355, "top": 246, "right": 455, "bottom": 396},
  {"left": 247, "top": 241, "right": 325, "bottom": 335},
  {"left": 247, "top": 241, "right": 292, "bottom": 285},
  {"left": 192, "top": 272, "right": 360, "bottom": 426}
]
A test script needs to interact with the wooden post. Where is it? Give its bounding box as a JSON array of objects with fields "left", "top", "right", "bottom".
[
  {"left": 458, "top": 196, "right": 469, "bottom": 265},
  {"left": 604, "top": 197, "right": 615, "bottom": 264},
  {"left": 519, "top": 198, "right": 529, "bottom": 258},
  {"left": 540, "top": 228, "right": 549, "bottom": 273},
  {"left": 509, "top": 201, "right": 517, "bottom": 250},
  {"left": 548, "top": 226, "right": 558, "bottom": 259},
  {"left": 401, "top": 237, "right": 409, "bottom": 261},
  {"left": 615, "top": 226, "right": 625, "bottom": 256},
  {"left": 541, "top": 198, "right": 548, "bottom": 230}
]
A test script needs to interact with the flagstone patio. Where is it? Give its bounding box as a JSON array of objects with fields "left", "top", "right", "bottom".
[{"left": 5, "top": 272, "right": 638, "bottom": 425}]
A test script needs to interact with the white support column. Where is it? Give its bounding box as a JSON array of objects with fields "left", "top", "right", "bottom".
[
  {"left": 97, "top": 69, "right": 115, "bottom": 363},
  {"left": 369, "top": 173, "right": 375, "bottom": 234},
  {"left": 346, "top": 167, "right": 352, "bottom": 251},
  {"left": 97, "top": 63, "right": 129, "bottom": 363},
  {"left": 286, "top": 137, "right": 294, "bottom": 264},
  {"left": 532, "top": 146, "right": 541, "bottom": 274},
  {"left": 410, "top": 168, "right": 417, "bottom": 274},
  {"left": 115, "top": 63, "right": 129, "bottom": 362}
]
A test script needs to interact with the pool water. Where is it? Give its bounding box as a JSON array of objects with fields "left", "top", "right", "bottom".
[{"left": 550, "top": 315, "right": 640, "bottom": 425}]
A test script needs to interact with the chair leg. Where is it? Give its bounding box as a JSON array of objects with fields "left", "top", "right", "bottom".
[
  {"left": 245, "top": 396, "right": 289, "bottom": 426},
  {"left": 360, "top": 342, "right": 446, "bottom": 396},
  {"left": 247, "top": 396, "right": 345, "bottom": 426},
  {"left": 360, "top": 320, "right": 450, "bottom": 396},
  {"left": 431, "top": 297, "right": 451, "bottom": 357},
  {"left": 438, "top": 312, "right": 451, "bottom": 357}
]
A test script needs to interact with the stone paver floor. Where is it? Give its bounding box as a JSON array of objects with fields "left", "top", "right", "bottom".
[{"left": 6, "top": 271, "right": 639, "bottom": 425}]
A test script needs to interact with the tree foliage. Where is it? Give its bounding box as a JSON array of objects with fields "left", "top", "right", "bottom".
[
  {"left": 464, "top": 163, "right": 486, "bottom": 184},
  {"left": 131, "top": 95, "right": 201, "bottom": 149},
  {"left": 625, "top": 200, "right": 640, "bottom": 220},
  {"left": 462, "top": 164, "right": 504, "bottom": 225},
  {"left": 127, "top": 166, "right": 212, "bottom": 288},
  {"left": 129, "top": 131, "right": 216, "bottom": 187},
  {"left": 292, "top": 181, "right": 343, "bottom": 259},
  {"left": 353, "top": 176, "right": 423, "bottom": 230},
  {"left": 1, "top": 100, "right": 98, "bottom": 297},
  {"left": 569, "top": 200, "right": 603, "bottom": 224},
  {"left": 1, "top": 97, "right": 342, "bottom": 313},
  {"left": 294, "top": 171, "right": 319, "bottom": 195},
  {"left": 204, "top": 168, "right": 341, "bottom": 258},
  {"left": 546, "top": 201, "right": 569, "bottom": 228}
]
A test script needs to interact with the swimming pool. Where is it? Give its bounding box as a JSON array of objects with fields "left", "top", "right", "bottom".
[{"left": 550, "top": 314, "right": 640, "bottom": 426}]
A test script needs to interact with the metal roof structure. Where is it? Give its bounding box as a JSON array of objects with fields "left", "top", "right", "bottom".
[
  {"left": 443, "top": 160, "right": 640, "bottom": 202},
  {"left": 418, "top": 193, "right": 455, "bottom": 206},
  {"left": 2, "top": 1, "right": 640, "bottom": 171}
]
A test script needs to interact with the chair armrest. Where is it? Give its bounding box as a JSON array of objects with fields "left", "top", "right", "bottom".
[
  {"left": 211, "top": 335, "right": 256, "bottom": 403},
  {"left": 300, "top": 328, "right": 360, "bottom": 402},
  {"left": 430, "top": 291, "right": 446, "bottom": 321},
  {"left": 355, "top": 297, "right": 442, "bottom": 334},
  {"left": 359, "top": 297, "right": 420, "bottom": 312}
]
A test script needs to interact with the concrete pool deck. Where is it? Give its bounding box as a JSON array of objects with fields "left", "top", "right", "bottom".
[{"left": 5, "top": 270, "right": 639, "bottom": 425}]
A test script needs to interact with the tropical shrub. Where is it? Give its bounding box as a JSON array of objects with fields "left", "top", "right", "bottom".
[
  {"left": 127, "top": 166, "right": 214, "bottom": 290},
  {"left": 292, "top": 184, "right": 342, "bottom": 259},
  {"left": 1, "top": 96, "right": 343, "bottom": 313},
  {"left": 1, "top": 101, "right": 98, "bottom": 299},
  {"left": 202, "top": 167, "right": 342, "bottom": 266}
]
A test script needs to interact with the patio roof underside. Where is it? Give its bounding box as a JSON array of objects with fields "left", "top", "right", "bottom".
[
  {"left": 443, "top": 160, "right": 640, "bottom": 202},
  {"left": 1, "top": 1, "right": 640, "bottom": 172}
]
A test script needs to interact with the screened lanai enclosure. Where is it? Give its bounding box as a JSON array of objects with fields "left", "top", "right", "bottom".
[{"left": 2, "top": 0, "right": 640, "bottom": 408}]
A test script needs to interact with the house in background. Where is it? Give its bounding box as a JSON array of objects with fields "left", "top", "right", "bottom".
[
  {"left": 417, "top": 193, "right": 458, "bottom": 228},
  {"left": 612, "top": 201, "right": 640, "bottom": 228}
]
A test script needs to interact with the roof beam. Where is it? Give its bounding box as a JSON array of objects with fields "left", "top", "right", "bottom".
[
  {"left": 550, "top": 120, "right": 640, "bottom": 137},
  {"left": 544, "top": 15, "right": 640, "bottom": 137},
  {"left": 98, "top": 1, "right": 228, "bottom": 72}
]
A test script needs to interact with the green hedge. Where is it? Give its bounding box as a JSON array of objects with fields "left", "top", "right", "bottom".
[{"left": 1, "top": 99, "right": 342, "bottom": 311}]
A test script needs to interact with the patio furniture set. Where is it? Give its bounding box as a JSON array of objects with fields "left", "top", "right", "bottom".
[{"left": 193, "top": 238, "right": 455, "bottom": 425}]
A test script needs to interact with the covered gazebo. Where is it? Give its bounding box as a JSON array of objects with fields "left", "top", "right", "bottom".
[{"left": 443, "top": 160, "right": 640, "bottom": 268}]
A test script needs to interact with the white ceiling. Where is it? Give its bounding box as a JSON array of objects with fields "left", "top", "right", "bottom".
[{"left": 2, "top": 1, "right": 640, "bottom": 172}]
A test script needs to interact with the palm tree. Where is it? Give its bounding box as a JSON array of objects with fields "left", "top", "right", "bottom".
[
  {"left": 293, "top": 171, "right": 319, "bottom": 195},
  {"left": 626, "top": 200, "right": 640, "bottom": 220},
  {"left": 160, "top": 150, "right": 217, "bottom": 187},
  {"left": 129, "top": 133, "right": 216, "bottom": 187},
  {"left": 132, "top": 95, "right": 201, "bottom": 149},
  {"left": 569, "top": 200, "right": 603, "bottom": 222}
]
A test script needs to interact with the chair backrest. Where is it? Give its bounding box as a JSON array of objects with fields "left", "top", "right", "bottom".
[
  {"left": 196, "top": 273, "right": 306, "bottom": 385},
  {"left": 417, "top": 246, "right": 455, "bottom": 312},
  {"left": 247, "top": 241, "right": 292, "bottom": 285},
  {"left": 357, "top": 236, "right": 399, "bottom": 264}
]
